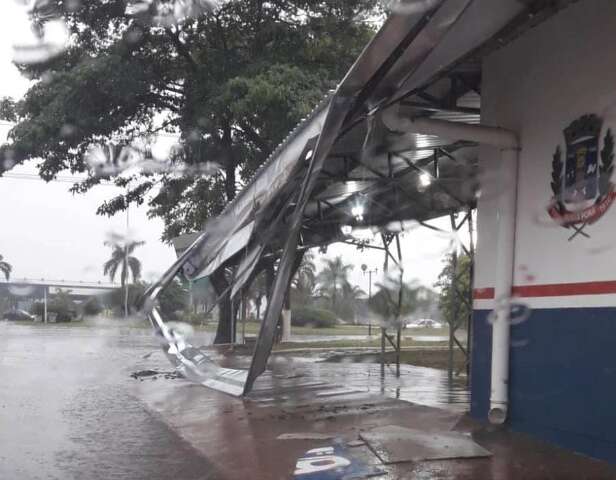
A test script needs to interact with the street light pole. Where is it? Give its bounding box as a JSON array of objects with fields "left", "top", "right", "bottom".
[
  {"left": 124, "top": 202, "right": 129, "bottom": 319},
  {"left": 361, "top": 264, "right": 378, "bottom": 336},
  {"left": 43, "top": 286, "right": 48, "bottom": 324}
]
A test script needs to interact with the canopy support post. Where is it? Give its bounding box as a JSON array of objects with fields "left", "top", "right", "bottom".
[{"left": 379, "top": 233, "right": 403, "bottom": 378}]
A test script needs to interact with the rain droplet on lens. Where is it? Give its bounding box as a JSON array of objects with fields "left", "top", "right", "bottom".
[
  {"left": 3, "top": 157, "right": 16, "bottom": 170},
  {"left": 60, "top": 124, "right": 76, "bottom": 138},
  {"left": 65, "top": 0, "right": 82, "bottom": 12},
  {"left": 509, "top": 302, "right": 531, "bottom": 325},
  {"left": 12, "top": 18, "right": 69, "bottom": 65}
]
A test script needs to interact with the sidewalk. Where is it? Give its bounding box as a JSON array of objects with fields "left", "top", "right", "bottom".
[{"left": 135, "top": 357, "right": 616, "bottom": 479}]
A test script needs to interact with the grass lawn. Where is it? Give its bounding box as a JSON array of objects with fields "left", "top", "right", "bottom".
[
  {"left": 324, "top": 348, "right": 467, "bottom": 372},
  {"left": 215, "top": 321, "right": 451, "bottom": 338},
  {"left": 273, "top": 337, "right": 449, "bottom": 350}
]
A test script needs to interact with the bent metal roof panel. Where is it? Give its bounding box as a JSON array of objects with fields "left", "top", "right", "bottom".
[{"left": 147, "top": 0, "right": 578, "bottom": 395}]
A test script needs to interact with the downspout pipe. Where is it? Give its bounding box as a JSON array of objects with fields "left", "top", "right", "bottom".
[{"left": 383, "top": 105, "right": 520, "bottom": 424}]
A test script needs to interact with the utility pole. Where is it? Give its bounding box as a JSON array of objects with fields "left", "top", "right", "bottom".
[
  {"left": 43, "top": 286, "right": 48, "bottom": 324},
  {"left": 361, "top": 264, "right": 378, "bottom": 336}
]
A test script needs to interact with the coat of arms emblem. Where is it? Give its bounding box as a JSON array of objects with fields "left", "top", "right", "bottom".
[{"left": 547, "top": 114, "right": 615, "bottom": 239}]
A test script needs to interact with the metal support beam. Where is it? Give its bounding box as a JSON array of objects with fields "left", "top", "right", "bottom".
[
  {"left": 378, "top": 232, "right": 404, "bottom": 378},
  {"left": 440, "top": 207, "right": 475, "bottom": 383}
]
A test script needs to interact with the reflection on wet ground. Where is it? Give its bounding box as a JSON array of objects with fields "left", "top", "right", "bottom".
[
  {"left": 3, "top": 323, "right": 616, "bottom": 480},
  {"left": 268, "top": 360, "right": 470, "bottom": 413},
  {"left": 0, "top": 323, "right": 220, "bottom": 480}
]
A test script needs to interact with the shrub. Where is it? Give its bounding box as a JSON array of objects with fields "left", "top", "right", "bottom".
[
  {"left": 83, "top": 296, "right": 103, "bottom": 316},
  {"left": 180, "top": 311, "right": 212, "bottom": 325},
  {"left": 30, "top": 301, "right": 44, "bottom": 316},
  {"left": 291, "top": 307, "right": 337, "bottom": 328}
]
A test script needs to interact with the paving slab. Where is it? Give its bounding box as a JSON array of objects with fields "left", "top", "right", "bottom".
[
  {"left": 135, "top": 357, "right": 616, "bottom": 479},
  {"left": 360, "top": 425, "right": 492, "bottom": 464}
]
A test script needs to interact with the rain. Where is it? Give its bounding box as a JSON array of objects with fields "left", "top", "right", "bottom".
[{"left": 1, "top": 1, "right": 615, "bottom": 479}]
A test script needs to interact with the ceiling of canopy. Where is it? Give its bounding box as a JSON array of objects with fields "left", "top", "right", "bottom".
[
  {"left": 149, "top": 0, "right": 579, "bottom": 396},
  {"left": 168, "top": 0, "right": 575, "bottom": 286}
]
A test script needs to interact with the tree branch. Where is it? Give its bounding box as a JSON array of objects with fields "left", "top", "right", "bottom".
[
  {"left": 238, "top": 121, "right": 271, "bottom": 155},
  {"left": 164, "top": 28, "right": 198, "bottom": 73}
]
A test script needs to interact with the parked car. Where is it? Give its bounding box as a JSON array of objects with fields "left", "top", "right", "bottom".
[
  {"left": 3, "top": 309, "right": 36, "bottom": 321},
  {"left": 406, "top": 318, "right": 443, "bottom": 329}
]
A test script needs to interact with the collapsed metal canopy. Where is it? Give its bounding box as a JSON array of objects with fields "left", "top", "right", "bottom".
[{"left": 145, "top": 0, "right": 577, "bottom": 395}]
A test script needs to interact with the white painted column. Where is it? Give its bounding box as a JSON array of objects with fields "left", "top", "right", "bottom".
[{"left": 281, "top": 309, "right": 292, "bottom": 343}]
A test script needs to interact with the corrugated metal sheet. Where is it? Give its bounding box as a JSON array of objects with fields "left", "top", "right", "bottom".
[{"left": 144, "top": 0, "right": 572, "bottom": 396}]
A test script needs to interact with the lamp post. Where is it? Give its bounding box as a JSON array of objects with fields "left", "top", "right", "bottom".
[
  {"left": 361, "top": 264, "right": 377, "bottom": 336},
  {"left": 124, "top": 203, "right": 129, "bottom": 318}
]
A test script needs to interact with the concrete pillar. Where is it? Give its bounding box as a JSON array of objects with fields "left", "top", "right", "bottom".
[{"left": 281, "top": 309, "right": 292, "bottom": 343}]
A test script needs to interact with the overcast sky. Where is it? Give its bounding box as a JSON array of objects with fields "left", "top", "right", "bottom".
[{"left": 0, "top": 3, "right": 465, "bottom": 290}]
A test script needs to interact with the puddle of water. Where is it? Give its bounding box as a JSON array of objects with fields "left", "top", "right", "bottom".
[{"left": 0, "top": 323, "right": 220, "bottom": 480}]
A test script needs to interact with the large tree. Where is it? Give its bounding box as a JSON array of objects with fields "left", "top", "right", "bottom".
[
  {"left": 368, "top": 277, "right": 418, "bottom": 328},
  {"left": 434, "top": 252, "right": 472, "bottom": 329},
  {"left": 317, "top": 256, "right": 353, "bottom": 311},
  {"left": 1, "top": 0, "right": 377, "bottom": 241}
]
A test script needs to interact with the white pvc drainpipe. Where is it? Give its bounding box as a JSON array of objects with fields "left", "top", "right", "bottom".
[{"left": 383, "top": 105, "right": 520, "bottom": 424}]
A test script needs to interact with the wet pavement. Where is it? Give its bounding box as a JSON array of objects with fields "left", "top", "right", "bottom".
[
  {"left": 0, "top": 323, "right": 220, "bottom": 480},
  {"left": 2, "top": 322, "right": 616, "bottom": 479}
]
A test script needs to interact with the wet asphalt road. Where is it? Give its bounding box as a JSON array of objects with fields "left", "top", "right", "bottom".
[{"left": 0, "top": 322, "right": 221, "bottom": 480}]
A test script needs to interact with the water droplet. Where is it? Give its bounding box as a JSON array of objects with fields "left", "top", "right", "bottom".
[
  {"left": 125, "top": 0, "right": 218, "bottom": 27},
  {"left": 3, "top": 157, "right": 16, "bottom": 170},
  {"left": 12, "top": 18, "right": 69, "bottom": 65},
  {"left": 487, "top": 297, "right": 531, "bottom": 326},
  {"left": 65, "top": 0, "right": 82, "bottom": 12},
  {"left": 59, "top": 124, "right": 76, "bottom": 138}
]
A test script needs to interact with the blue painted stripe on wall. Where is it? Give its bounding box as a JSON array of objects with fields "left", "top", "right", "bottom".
[{"left": 471, "top": 307, "right": 616, "bottom": 464}]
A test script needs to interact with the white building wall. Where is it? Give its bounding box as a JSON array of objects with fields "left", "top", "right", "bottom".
[{"left": 475, "top": 0, "right": 616, "bottom": 310}]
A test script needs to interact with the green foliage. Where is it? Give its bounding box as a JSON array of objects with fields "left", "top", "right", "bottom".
[
  {"left": 368, "top": 276, "right": 417, "bottom": 325},
  {"left": 247, "top": 271, "right": 268, "bottom": 321},
  {"left": 104, "top": 279, "right": 187, "bottom": 319},
  {"left": 45, "top": 288, "right": 79, "bottom": 322},
  {"left": 0, "top": 255, "right": 12, "bottom": 281},
  {"left": 0, "top": 98, "right": 17, "bottom": 122},
  {"left": 30, "top": 301, "right": 44, "bottom": 316},
  {"left": 103, "top": 240, "right": 144, "bottom": 287},
  {"left": 291, "top": 250, "right": 317, "bottom": 306},
  {"left": 434, "top": 252, "right": 471, "bottom": 328},
  {"left": 317, "top": 256, "right": 353, "bottom": 311},
  {"left": 337, "top": 282, "right": 365, "bottom": 322},
  {"left": 105, "top": 283, "right": 147, "bottom": 316},
  {"left": 182, "top": 311, "right": 212, "bottom": 325},
  {"left": 3, "top": 0, "right": 377, "bottom": 240},
  {"left": 83, "top": 296, "right": 104, "bottom": 316},
  {"left": 158, "top": 279, "right": 190, "bottom": 320},
  {"left": 291, "top": 306, "right": 337, "bottom": 328}
]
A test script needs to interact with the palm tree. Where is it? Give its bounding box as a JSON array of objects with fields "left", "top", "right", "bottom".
[
  {"left": 103, "top": 240, "right": 144, "bottom": 317},
  {"left": 0, "top": 255, "right": 11, "bottom": 281},
  {"left": 291, "top": 250, "right": 317, "bottom": 305},
  {"left": 317, "top": 256, "right": 353, "bottom": 310},
  {"left": 339, "top": 282, "right": 366, "bottom": 322},
  {"left": 294, "top": 250, "right": 316, "bottom": 286},
  {"left": 368, "top": 276, "right": 418, "bottom": 328}
]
